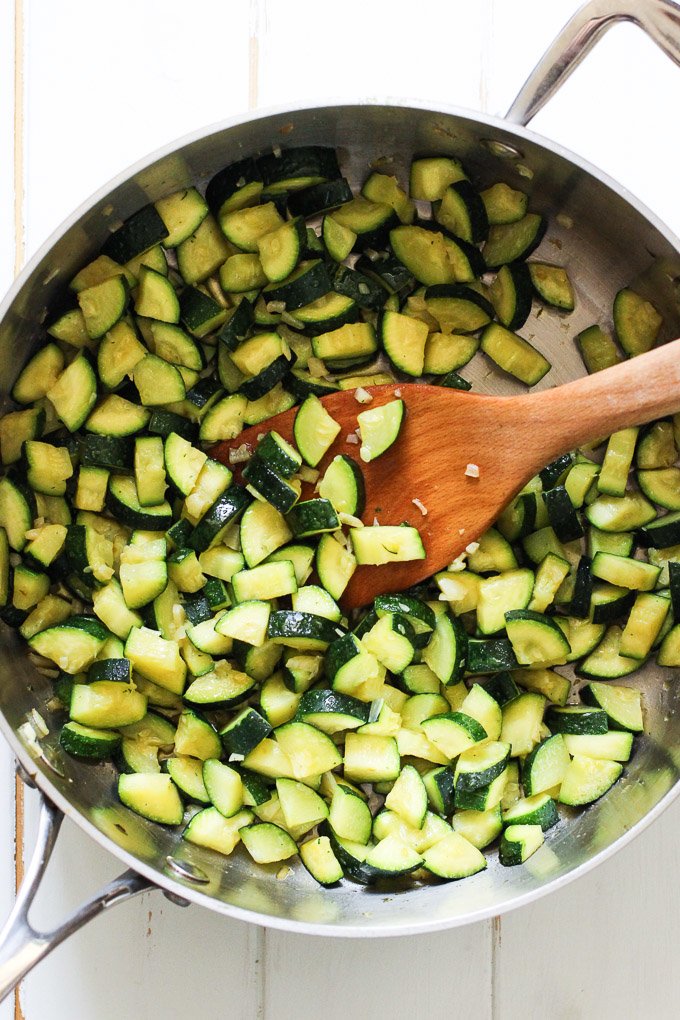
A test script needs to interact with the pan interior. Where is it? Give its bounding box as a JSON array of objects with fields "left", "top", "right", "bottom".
[{"left": 2, "top": 101, "right": 680, "bottom": 934}]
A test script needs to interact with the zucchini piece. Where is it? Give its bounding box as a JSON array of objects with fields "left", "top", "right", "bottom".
[
  {"left": 586, "top": 492, "right": 656, "bottom": 532},
  {"left": 47, "top": 308, "right": 90, "bottom": 347},
  {"left": 575, "top": 324, "right": 622, "bottom": 374},
  {"left": 134, "top": 267, "right": 179, "bottom": 322},
  {"left": 613, "top": 288, "right": 663, "bottom": 357},
  {"left": 522, "top": 733, "right": 570, "bottom": 796},
  {"left": 488, "top": 262, "right": 533, "bottom": 331},
  {"left": 476, "top": 568, "right": 534, "bottom": 635},
  {"left": 598, "top": 428, "right": 638, "bottom": 497},
  {"left": 213, "top": 600, "right": 269, "bottom": 648},
  {"left": 558, "top": 755, "right": 623, "bottom": 806},
  {"left": 180, "top": 286, "right": 228, "bottom": 338},
  {"left": 97, "top": 319, "right": 147, "bottom": 390},
  {"left": 187, "top": 484, "right": 251, "bottom": 552},
  {"left": 380, "top": 310, "right": 428, "bottom": 376},
  {"left": 276, "top": 778, "right": 329, "bottom": 833},
  {"left": 154, "top": 187, "right": 208, "bottom": 248},
  {"left": 118, "top": 773, "right": 183, "bottom": 826},
  {"left": 322, "top": 213, "right": 356, "bottom": 262},
  {"left": 343, "top": 733, "right": 400, "bottom": 784},
  {"left": 528, "top": 263, "right": 575, "bottom": 310},
  {"left": 638, "top": 467, "right": 680, "bottom": 510},
  {"left": 350, "top": 524, "right": 424, "bottom": 565},
  {"left": 577, "top": 625, "right": 641, "bottom": 680},
  {"left": 47, "top": 355, "right": 98, "bottom": 432},
  {"left": 12, "top": 344, "right": 64, "bottom": 404},
  {"left": 176, "top": 214, "right": 231, "bottom": 285},
  {"left": 206, "top": 157, "right": 263, "bottom": 217},
  {"left": 106, "top": 475, "right": 172, "bottom": 530},
  {"left": 293, "top": 292, "right": 359, "bottom": 336},
  {"left": 637, "top": 420, "right": 677, "bottom": 469},
  {"left": 242, "top": 457, "right": 300, "bottom": 514},
  {"left": 232, "top": 561, "right": 298, "bottom": 602},
  {"left": 312, "top": 320, "right": 378, "bottom": 364},
  {"left": 499, "top": 824, "right": 544, "bottom": 866},
  {"left": 77, "top": 276, "right": 128, "bottom": 339},
  {"left": 239, "top": 499, "right": 292, "bottom": 568},
  {"left": 0, "top": 406, "right": 46, "bottom": 466},
  {"left": 619, "top": 591, "right": 669, "bottom": 659},
  {"left": 240, "top": 822, "right": 298, "bottom": 864},
  {"left": 124, "top": 626, "right": 186, "bottom": 694},
  {"left": 581, "top": 681, "right": 643, "bottom": 732},
  {"left": 410, "top": 157, "right": 467, "bottom": 200},
  {"left": 287, "top": 177, "right": 353, "bottom": 218},
  {"left": 60, "top": 721, "right": 121, "bottom": 760},
  {"left": 421, "top": 711, "right": 486, "bottom": 760},
  {"left": 263, "top": 259, "right": 331, "bottom": 310},
  {"left": 480, "top": 322, "right": 551, "bottom": 386},
  {"left": 505, "top": 610, "right": 571, "bottom": 666},
  {"left": 424, "top": 284, "right": 493, "bottom": 332},
  {"left": 257, "top": 216, "right": 306, "bottom": 283},
  {"left": 286, "top": 499, "right": 339, "bottom": 538},
  {"left": 591, "top": 552, "right": 660, "bottom": 591},
  {"left": 502, "top": 793, "right": 559, "bottom": 831},
  {"left": 85, "top": 395, "right": 150, "bottom": 437},
  {"left": 483, "top": 213, "right": 547, "bottom": 268},
  {"left": 356, "top": 398, "right": 404, "bottom": 463},
  {"left": 133, "top": 354, "right": 186, "bottom": 406},
  {"left": 70, "top": 680, "right": 146, "bottom": 728},
  {"left": 435, "top": 180, "right": 488, "bottom": 243},
  {"left": 329, "top": 196, "right": 397, "bottom": 250},
  {"left": 315, "top": 532, "right": 356, "bottom": 600},
  {"left": 184, "top": 805, "right": 253, "bottom": 855},
  {"left": 389, "top": 225, "right": 457, "bottom": 286},
  {"left": 293, "top": 395, "right": 341, "bottom": 468},
  {"left": 102, "top": 205, "right": 168, "bottom": 264},
  {"left": 258, "top": 146, "right": 340, "bottom": 193},
  {"left": 24, "top": 442, "right": 73, "bottom": 496},
  {"left": 148, "top": 321, "right": 203, "bottom": 371},
  {"left": 480, "top": 182, "right": 528, "bottom": 225}
]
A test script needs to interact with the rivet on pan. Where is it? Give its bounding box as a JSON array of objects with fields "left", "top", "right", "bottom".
[
  {"left": 165, "top": 855, "right": 210, "bottom": 885},
  {"left": 163, "top": 890, "right": 191, "bottom": 908},
  {"left": 482, "top": 138, "right": 523, "bottom": 159}
]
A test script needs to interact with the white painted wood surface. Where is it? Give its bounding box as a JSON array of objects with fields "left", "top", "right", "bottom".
[{"left": 1, "top": 1, "right": 680, "bottom": 1017}]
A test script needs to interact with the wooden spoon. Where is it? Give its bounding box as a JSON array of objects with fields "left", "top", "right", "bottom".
[{"left": 212, "top": 339, "right": 680, "bottom": 609}]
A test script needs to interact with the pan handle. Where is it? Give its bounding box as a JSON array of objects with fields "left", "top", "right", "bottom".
[
  {"left": 0, "top": 788, "right": 152, "bottom": 1003},
  {"left": 506, "top": 0, "right": 680, "bottom": 126}
]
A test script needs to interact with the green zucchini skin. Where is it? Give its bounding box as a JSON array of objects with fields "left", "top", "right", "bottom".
[
  {"left": 101, "top": 205, "right": 169, "bottom": 264},
  {"left": 0, "top": 141, "right": 663, "bottom": 893}
]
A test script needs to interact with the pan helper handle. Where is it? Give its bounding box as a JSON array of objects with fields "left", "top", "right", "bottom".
[
  {"left": 0, "top": 789, "right": 152, "bottom": 1003},
  {"left": 506, "top": 0, "right": 680, "bottom": 126}
]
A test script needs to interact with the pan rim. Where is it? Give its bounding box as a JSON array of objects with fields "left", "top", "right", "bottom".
[{"left": 2, "top": 94, "right": 679, "bottom": 936}]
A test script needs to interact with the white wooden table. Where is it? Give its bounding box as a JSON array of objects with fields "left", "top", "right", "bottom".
[{"left": 1, "top": 1, "right": 679, "bottom": 1016}]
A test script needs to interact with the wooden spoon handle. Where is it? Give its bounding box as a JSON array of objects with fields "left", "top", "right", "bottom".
[{"left": 515, "top": 337, "right": 680, "bottom": 467}]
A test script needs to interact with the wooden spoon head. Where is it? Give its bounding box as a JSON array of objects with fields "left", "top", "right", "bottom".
[{"left": 211, "top": 382, "right": 537, "bottom": 609}]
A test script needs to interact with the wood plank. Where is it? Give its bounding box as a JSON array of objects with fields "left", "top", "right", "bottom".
[
  {"left": 21, "top": 0, "right": 252, "bottom": 260},
  {"left": 14, "top": 3, "right": 262, "bottom": 1014},
  {"left": 495, "top": 797, "right": 680, "bottom": 1018},
  {"left": 256, "top": 0, "right": 489, "bottom": 111},
  {"left": 18, "top": 804, "right": 264, "bottom": 1020},
  {"left": 1, "top": 1, "right": 20, "bottom": 1017},
  {"left": 264, "top": 924, "right": 492, "bottom": 1020},
  {"left": 0, "top": 0, "right": 17, "bottom": 294}
]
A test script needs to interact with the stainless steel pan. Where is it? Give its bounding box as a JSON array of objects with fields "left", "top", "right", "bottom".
[{"left": 1, "top": 0, "right": 679, "bottom": 998}]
